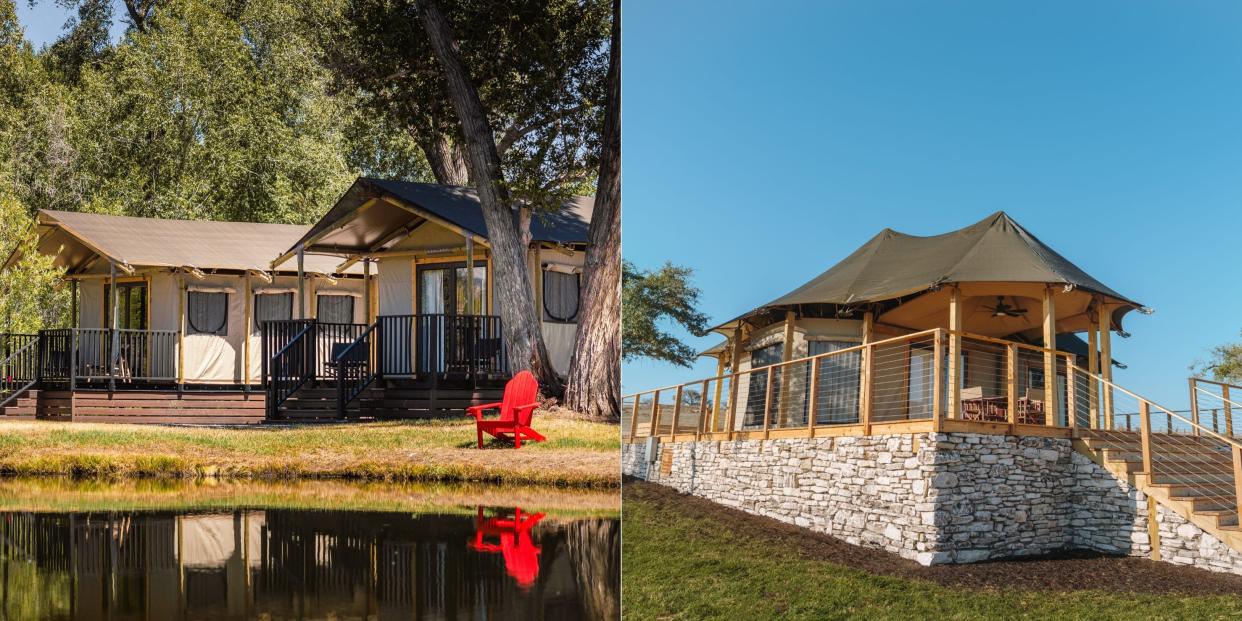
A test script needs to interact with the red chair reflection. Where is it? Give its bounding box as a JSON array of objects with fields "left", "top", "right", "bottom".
[{"left": 469, "top": 506, "right": 546, "bottom": 590}]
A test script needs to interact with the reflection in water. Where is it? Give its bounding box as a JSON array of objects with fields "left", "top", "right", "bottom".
[{"left": 0, "top": 506, "right": 619, "bottom": 620}]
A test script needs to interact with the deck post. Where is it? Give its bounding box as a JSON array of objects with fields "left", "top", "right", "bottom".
[
  {"left": 762, "top": 367, "right": 774, "bottom": 439},
  {"left": 1225, "top": 385, "right": 1234, "bottom": 437},
  {"left": 1065, "top": 354, "right": 1077, "bottom": 431},
  {"left": 178, "top": 275, "right": 186, "bottom": 388},
  {"left": 932, "top": 328, "right": 944, "bottom": 429},
  {"left": 697, "top": 379, "right": 709, "bottom": 440},
  {"left": 243, "top": 273, "right": 252, "bottom": 392},
  {"left": 711, "top": 356, "right": 726, "bottom": 432},
  {"left": 671, "top": 385, "right": 683, "bottom": 442},
  {"left": 69, "top": 328, "right": 77, "bottom": 391},
  {"left": 947, "top": 287, "right": 962, "bottom": 419},
  {"left": 648, "top": 390, "right": 661, "bottom": 438},
  {"left": 1189, "top": 378, "right": 1201, "bottom": 437},
  {"left": 861, "top": 343, "right": 874, "bottom": 435},
  {"left": 1139, "top": 400, "right": 1153, "bottom": 476},
  {"left": 628, "top": 394, "right": 641, "bottom": 441},
  {"left": 808, "top": 356, "right": 821, "bottom": 435},
  {"left": 1042, "top": 285, "right": 1058, "bottom": 427},
  {"left": 70, "top": 279, "right": 78, "bottom": 328},
  {"left": 778, "top": 310, "right": 795, "bottom": 426},
  {"left": 108, "top": 259, "right": 119, "bottom": 392},
  {"left": 1232, "top": 445, "right": 1242, "bottom": 526},
  {"left": 1006, "top": 343, "right": 1017, "bottom": 432},
  {"left": 1087, "top": 308, "right": 1099, "bottom": 428}
]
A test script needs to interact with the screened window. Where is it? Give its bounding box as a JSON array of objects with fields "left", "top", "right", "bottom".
[
  {"left": 104, "top": 282, "right": 148, "bottom": 330},
  {"left": 254, "top": 292, "right": 292, "bottom": 329},
  {"left": 744, "top": 343, "right": 784, "bottom": 428},
  {"left": 808, "top": 340, "right": 861, "bottom": 425},
  {"left": 317, "top": 295, "right": 355, "bottom": 324},
  {"left": 543, "top": 270, "right": 580, "bottom": 322},
  {"left": 187, "top": 292, "right": 228, "bottom": 336}
]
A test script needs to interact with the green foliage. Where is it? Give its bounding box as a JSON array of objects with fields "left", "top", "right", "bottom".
[
  {"left": 0, "top": 192, "right": 70, "bottom": 332},
  {"left": 1196, "top": 334, "right": 1242, "bottom": 383},
  {"left": 622, "top": 260, "right": 709, "bottom": 367}
]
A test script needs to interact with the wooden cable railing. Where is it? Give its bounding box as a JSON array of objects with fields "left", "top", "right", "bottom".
[{"left": 1189, "top": 377, "right": 1242, "bottom": 438}]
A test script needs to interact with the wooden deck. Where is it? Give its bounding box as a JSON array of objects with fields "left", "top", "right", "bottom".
[{"left": 0, "top": 389, "right": 266, "bottom": 424}]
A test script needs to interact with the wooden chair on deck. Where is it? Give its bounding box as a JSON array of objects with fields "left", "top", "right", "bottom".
[
  {"left": 465, "top": 370, "right": 546, "bottom": 448},
  {"left": 1018, "top": 388, "right": 1045, "bottom": 425}
]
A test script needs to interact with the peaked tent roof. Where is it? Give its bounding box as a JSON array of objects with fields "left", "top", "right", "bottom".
[
  {"left": 766, "top": 211, "right": 1138, "bottom": 308},
  {"left": 21, "top": 210, "right": 358, "bottom": 275},
  {"left": 278, "top": 177, "right": 593, "bottom": 266}
]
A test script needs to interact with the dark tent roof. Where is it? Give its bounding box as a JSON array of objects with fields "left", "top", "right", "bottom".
[
  {"left": 765, "top": 212, "right": 1137, "bottom": 308},
  {"left": 280, "top": 178, "right": 592, "bottom": 264}
]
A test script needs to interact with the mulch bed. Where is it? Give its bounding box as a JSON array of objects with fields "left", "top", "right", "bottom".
[{"left": 625, "top": 478, "right": 1242, "bottom": 596}]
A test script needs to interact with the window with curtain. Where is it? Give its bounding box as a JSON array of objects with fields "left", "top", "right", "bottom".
[
  {"left": 543, "top": 270, "right": 580, "bottom": 322},
  {"left": 254, "top": 292, "right": 292, "bottom": 329},
  {"left": 188, "top": 292, "right": 228, "bottom": 336},
  {"left": 317, "top": 295, "right": 355, "bottom": 324}
]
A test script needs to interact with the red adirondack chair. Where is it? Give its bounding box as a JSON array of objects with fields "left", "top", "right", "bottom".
[{"left": 466, "top": 370, "right": 545, "bottom": 448}]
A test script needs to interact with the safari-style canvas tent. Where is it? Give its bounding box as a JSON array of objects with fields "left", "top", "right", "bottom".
[{"left": 0, "top": 210, "right": 372, "bottom": 422}]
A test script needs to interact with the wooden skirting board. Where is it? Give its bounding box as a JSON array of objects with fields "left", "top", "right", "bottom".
[{"left": 0, "top": 389, "right": 266, "bottom": 425}]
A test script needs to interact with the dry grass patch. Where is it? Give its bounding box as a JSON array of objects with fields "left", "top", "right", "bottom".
[{"left": 0, "top": 417, "right": 620, "bottom": 487}]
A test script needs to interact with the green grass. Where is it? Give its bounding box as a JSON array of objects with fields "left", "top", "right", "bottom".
[
  {"left": 623, "top": 487, "right": 1242, "bottom": 620},
  {"left": 0, "top": 418, "right": 620, "bottom": 487}
]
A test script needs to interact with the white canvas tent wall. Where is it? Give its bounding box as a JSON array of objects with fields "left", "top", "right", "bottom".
[{"left": 19, "top": 210, "right": 371, "bottom": 384}]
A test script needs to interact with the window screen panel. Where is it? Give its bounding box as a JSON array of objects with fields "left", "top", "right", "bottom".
[
  {"left": 808, "top": 340, "right": 861, "bottom": 425},
  {"left": 187, "top": 292, "right": 228, "bottom": 336},
  {"left": 254, "top": 293, "right": 292, "bottom": 329},
  {"left": 744, "top": 343, "right": 783, "bottom": 428},
  {"left": 317, "top": 295, "right": 355, "bottom": 324},
  {"left": 543, "top": 271, "right": 580, "bottom": 322}
]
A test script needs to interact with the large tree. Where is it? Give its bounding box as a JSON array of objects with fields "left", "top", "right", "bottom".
[
  {"left": 416, "top": 0, "right": 564, "bottom": 388},
  {"left": 562, "top": 0, "right": 619, "bottom": 420}
]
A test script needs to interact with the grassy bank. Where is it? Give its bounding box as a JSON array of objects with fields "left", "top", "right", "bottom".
[
  {"left": 0, "top": 418, "right": 619, "bottom": 487},
  {"left": 623, "top": 481, "right": 1242, "bottom": 620},
  {"left": 0, "top": 477, "right": 619, "bottom": 518}
]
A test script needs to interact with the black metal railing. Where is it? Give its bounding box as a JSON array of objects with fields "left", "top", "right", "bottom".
[
  {"left": 334, "top": 324, "right": 377, "bottom": 418},
  {"left": 260, "top": 320, "right": 367, "bottom": 386},
  {"left": 267, "top": 322, "right": 315, "bottom": 418},
  {"left": 38, "top": 328, "right": 178, "bottom": 387},
  {"left": 0, "top": 334, "right": 39, "bottom": 407},
  {"left": 261, "top": 320, "right": 313, "bottom": 388},
  {"left": 377, "top": 314, "right": 506, "bottom": 380}
]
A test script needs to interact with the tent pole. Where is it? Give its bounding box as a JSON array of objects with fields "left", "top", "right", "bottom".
[
  {"left": 363, "top": 259, "right": 372, "bottom": 324},
  {"left": 1042, "top": 285, "right": 1058, "bottom": 427},
  {"left": 296, "top": 245, "right": 305, "bottom": 320}
]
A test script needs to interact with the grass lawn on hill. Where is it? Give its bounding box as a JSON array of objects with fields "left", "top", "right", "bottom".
[
  {"left": 623, "top": 481, "right": 1242, "bottom": 620},
  {"left": 0, "top": 417, "right": 620, "bottom": 487}
]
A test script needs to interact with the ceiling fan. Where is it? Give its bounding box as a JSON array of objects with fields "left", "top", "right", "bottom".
[{"left": 986, "top": 296, "right": 1028, "bottom": 318}]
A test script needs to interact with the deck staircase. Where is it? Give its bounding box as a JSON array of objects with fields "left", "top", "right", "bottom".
[
  {"left": 1070, "top": 374, "right": 1242, "bottom": 554},
  {"left": 0, "top": 388, "right": 42, "bottom": 420}
]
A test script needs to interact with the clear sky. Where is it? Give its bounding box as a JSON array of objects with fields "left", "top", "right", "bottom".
[{"left": 622, "top": 0, "right": 1242, "bottom": 409}]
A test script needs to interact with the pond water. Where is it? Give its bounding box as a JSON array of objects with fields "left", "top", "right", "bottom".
[{"left": 0, "top": 480, "right": 620, "bottom": 620}]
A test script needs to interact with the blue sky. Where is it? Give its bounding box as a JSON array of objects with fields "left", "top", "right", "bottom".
[
  {"left": 622, "top": 0, "right": 1242, "bottom": 409},
  {"left": 17, "top": 0, "right": 128, "bottom": 48}
]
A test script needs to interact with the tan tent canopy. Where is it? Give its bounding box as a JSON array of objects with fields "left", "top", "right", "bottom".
[
  {"left": 715, "top": 212, "right": 1144, "bottom": 337},
  {"left": 14, "top": 210, "right": 360, "bottom": 275}
]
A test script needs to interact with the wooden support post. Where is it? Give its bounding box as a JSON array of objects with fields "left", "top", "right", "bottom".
[
  {"left": 725, "top": 328, "right": 743, "bottom": 440},
  {"left": 465, "top": 237, "right": 475, "bottom": 314},
  {"left": 671, "top": 385, "right": 683, "bottom": 442},
  {"left": 808, "top": 356, "right": 821, "bottom": 433},
  {"left": 761, "top": 365, "right": 775, "bottom": 439},
  {"left": 697, "top": 379, "right": 709, "bottom": 440},
  {"left": 1189, "top": 378, "right": 1201, "bottom": 437},
  {"left": 1006, "top": 343, "right": 1018, "bottom": 432},
  {"left": 108, "top": 259, "right": 119, "bottom": 392},
  {"left": 296, "top": 245, "right": 306, "bottom": 320},
  {"left": 861, "top": 343, "right": 874, "bottom": 435},
  {"left": 243, "top": 273, "right": 252, "bottom": 387},
  {"left": 1087, "top": 317, "right": 1099, "bottom": 429},
  {"left": 711, "top": 356, "right": 726, "bottom": 432},
  {"left": 628, "top": 395, "right": 641, "bottom": 441},
  {"left": 177, "top": 275, "right": 186, "bottom": 385},
  {"left": 948, "top": 288, "right": 962, "bottom": 419},
  {"left": 363, "top": 259, "right": 373, "bottom": 324},
  {"left": 1042, "top": 285, "right": 1058, "bottom": 427},
  {"left": 933, "top": 329, "right": 945, "bottom": 429},
  {"left": 1099, "top": 307, "right": 1114, "bottom": 429},
  {"left": 1147, "top": 496, "right": 1162, "bottom": 562},
  {"left": 778, "top": 310, "right": 796, "bottom": 426},
  {"left": 70, "top": 279, "right": 78, "bottom": 328},
  {"left": 1139, "top": 400, "right": 1153, "bottom": 476},
  {"left": 1233, "top": 445, "right": 1242, "bottom": 530},
  {"left": 1226, "top": 385, "right": 1234, "bottom": 437},
  {"left": 648, "top": 390, "right": 660, "bottom": 437}
]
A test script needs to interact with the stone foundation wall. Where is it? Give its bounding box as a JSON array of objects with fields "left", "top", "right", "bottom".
[
  {"left": 1156, "top": 506, "right": 1242, "bottom": 574},
  {"left": 624, "top": 432, "right": 1156, "bottom": 566}
]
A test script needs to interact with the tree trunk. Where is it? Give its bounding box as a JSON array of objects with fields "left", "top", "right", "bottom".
[
  {"left": 418, "top": 0, "right": 561, "bottom": 391},
  {"left": 563, "top": 0, "right": 621, "bottom": 421},
  {"left": 417, "top": 128, "right": 469, "bottom": 186}
]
